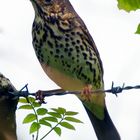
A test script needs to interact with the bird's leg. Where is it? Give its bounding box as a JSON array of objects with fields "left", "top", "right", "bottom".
[
  {"left": 35, "top": 90, "right": 46, "bottom": 104},
  {"left": 81, "top": 85, "right": 92, "bottom": 102}
]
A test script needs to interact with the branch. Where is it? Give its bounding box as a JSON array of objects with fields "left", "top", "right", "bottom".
[{"left": 0, "top": 73, "right": 18, "bottom": 140}]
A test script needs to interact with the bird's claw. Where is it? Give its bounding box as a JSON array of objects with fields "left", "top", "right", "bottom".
[{"left": 35, "top": 90, "right": 46, "bottom": 104}]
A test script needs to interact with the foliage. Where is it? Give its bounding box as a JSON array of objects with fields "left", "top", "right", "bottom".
[
  {"left": 117, "top": 0, "right": 140, "bottom": 12},
  {"left": 18, "top": 96, "right": 83, "bottom": 140},
  {"left": 117, "top": 0, "right": 140, "bottom": 34},
  {"left": 135, "top": 24, "right": 140, "bottom": 34}
]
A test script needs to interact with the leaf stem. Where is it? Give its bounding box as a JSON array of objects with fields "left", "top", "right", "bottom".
[
  {"left": 40, "top": 114, "right": 65, "bottom": 140},
  {"left": 26, "top": 97, "right": 39, "bottom": 140}
]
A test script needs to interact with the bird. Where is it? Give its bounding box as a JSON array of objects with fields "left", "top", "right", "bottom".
[{"left": 30, "top": 0, "right": 120, "bottom": 139}]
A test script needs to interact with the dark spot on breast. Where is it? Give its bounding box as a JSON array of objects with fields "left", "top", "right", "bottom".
[
  {"left": 89, "top": 50, "right": 93, "bottom": 57},
  {"left": 39, "top": 57, "right": 44, "bottom": 63},
  {"left": 86, "top": 61, "right": 94, "bottom": 72},
  {"left": 56, "top": 49, "right": 60, "bottom": 54},
  {"left": 68, "top": 52, "right": 72, "bottom": 57},
  {"left": 60, "top": 55, "right": 64, "bottom": 58},
  {"left": 69, "top": 48, "right": 73, "bottom": 52},
  {"left": 59, "top": 44, "right": 64, "bottom": 48},
  {"left": 40, "top": 54, "right": 43, "bottom": 58},
  {"left": 37, "top": 30, "right": 40, "bottom": 34},
  {"left": 33, "top": 36, "right": 38, "bottom": 43},
  {"left": 66, "top": 33, "right": 70, "bottom": 37},
  {"left": 47, "top": 40, "right": 53, "bottom": 48},
  {"left": 87, "top": 78, "right": 91, "bottom": 82},
  {"left": 82, "top": 41, "right": 87, "bottom": 47},
  {"left": 82, "top": 52, "right": 87, "bottom": 59},
  {"left": 81, "top": 73, "right": 87, "bottom": 80},
  {"left": 77, "top": 54, "right": 80, "bottom": 58},
  {"left": 42, "top": 34, "right": 46, "bottom": 42},
  {"left": 42, "top": 32, "right": 47, "bottom": 41},
  {"left": 85, "top": 46, "right": 89, "bottom": 51},
  {"left": 97, "top": 75, "right": 101, "bottom": 82},
  {"left": 76, "top": 40, "right": 80, "bottom": 44},
  {"left": 37, "top": 51, "right": 44, "bottom": 63},
  {"left": 65, "top": 38, "right": 69, "bottom": 42},
  {"left": 72, "top": 41, "right": 76, "bottom": 46},
  {"left": 37, "top": 49, "right": 41, "bottom": 55},
  {"left": 54, "top": 55, "right": 59, "bottom": 58},
  {"left": 55, "top": 40, "right": 58, "bottom": 45},
  {"left": 72, "top": 57, "right": 75, "bottom": 60},
  {"left": 75, "top": 45, "right": 79, "bottom": 49},
  {"left": 93, "top": 69, "right": 96, "bottom": 82},
  {"left": 47, "top": 24, "right": 62, "bottom": 39},
  {"left": 64, "top": 48, "right": 68, "bottom": 52},
  {"left": 76, "top": 31, "right": 81, "bottom": 35},
  {"left": 76, "top": 49, "right": 80, "bottom": 53},
  {"left": 78, "top": 67, "right": 83, "bottom": 75},
  {"left": 66, "top": 43, "right": 70, "bottom": 47},
  {"left": 66, "top": 64, "right": 71, "bottom": 68},
  {"left": 39, "top": 40, "right": 43, "bottom": 47},
  {"left": 61, "top": 60, "right": 65, "bottom": 66},
  {"left": 39, "top": 38, "right": 44, "bottom": 47},
  {"left": 89, "top": 57, "right": 96, "bottom": 63},
  {"left": 50, "top": 51, "right": 53, "bottom": 54},
  {"left": 70, "top": 37, "right": 74, "bottom": 41},
  {"left": 80, "top": 45, "right": 85, "bottom": 51},
  {"left": 77, "top": 59, "right": 79, "bottom": 63},
  {"left": 34, "top": 47, "right": 38, "bottom": 52},
  {"left": 72, "top": 67, "right": 76, "bottom": 72},
  {"left": 71, "top": 32, "right": 75, "bottom": 35}
]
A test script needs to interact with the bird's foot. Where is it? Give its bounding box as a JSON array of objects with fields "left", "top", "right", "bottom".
[
  {"left": 81, "top": 85, "right": 92, "bottom": 102},
  {"left": 35, "top": 90, "right": 46, "bottom": 104}
]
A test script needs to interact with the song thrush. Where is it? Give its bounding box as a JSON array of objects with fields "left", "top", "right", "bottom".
[{"left": 30, "top": 0, "right": 120, "bottom": 139}]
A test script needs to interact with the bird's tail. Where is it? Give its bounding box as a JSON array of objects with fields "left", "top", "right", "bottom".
[{"left": 84, "top": 104, "right": 121, "bottom": 140}]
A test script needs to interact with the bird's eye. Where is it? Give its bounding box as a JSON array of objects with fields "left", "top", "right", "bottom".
[
  {"left": 45, "top": 0, "right": 52, "bottom": 4},
  {"left": 45, "top": 0, "right": 52, "bottom": 2}
]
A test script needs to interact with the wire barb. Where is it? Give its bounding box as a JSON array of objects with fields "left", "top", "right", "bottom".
[{"left": 105, "top": 82, "right": 125, "bottom": 96}]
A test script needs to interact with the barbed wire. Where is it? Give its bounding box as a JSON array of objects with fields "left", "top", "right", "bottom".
[{"left": 5, "top": 82, "right": 140, "bottom": 99}]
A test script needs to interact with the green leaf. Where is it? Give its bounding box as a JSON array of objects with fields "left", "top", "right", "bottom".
[
  {"left": 51, "top": 108, "right": 58, "bottom": 112},
  {"left": 37, "top": 108, "right": 48, "bottom": 115},
  {"left": 57, "top": 107, "right": 66, "bottom": 114},
  {"left": 60, "top": 122, "right": 75, "bottom": 130},
  {"left": 51, "top": 107, "right": 66, "bottom": 115},
  {"left": 39, "top": 119, "right": 52, "bottom": 127},
  {"left": 19, "top": 97, "right": 28, "bottom": 103},
  {"left": 32, "top": 102, "right": 41, "bottom": 107},
  {"left": 65, "top": 111, "right": 78, "bottom": 116},
  {"left": 23, "top": 114, "right": 36, "bottom": 124},
  {"left": 117, "top": 0, "right": 140, "bottom": 12},
  {"left": 64, "top": 117, "right": 83, "bottom": 123},
  {"left": 30, "top": 122, "right": 40, "bottom": 134},
  {"left": 43, "top": 117, "right": 58, "bottom": 122},
  {"left": 18, "top": 105, "right": 32, "bottom": 110},
  {"left": 47, "top": 112, "right": 62, "bottom": 118},
  {"left": 54, "top": 127, "right": 61, "bottom": 136},
  {"left": 28, "top": 97, "right": 35, "bottom": 103},
  {"left": 135, "top": 23, "right": 140, "bottom": 34}
]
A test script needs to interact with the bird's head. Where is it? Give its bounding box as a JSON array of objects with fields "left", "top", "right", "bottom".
[{"left": 30, "top": 0, "right": 76, "bottom": 20}]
